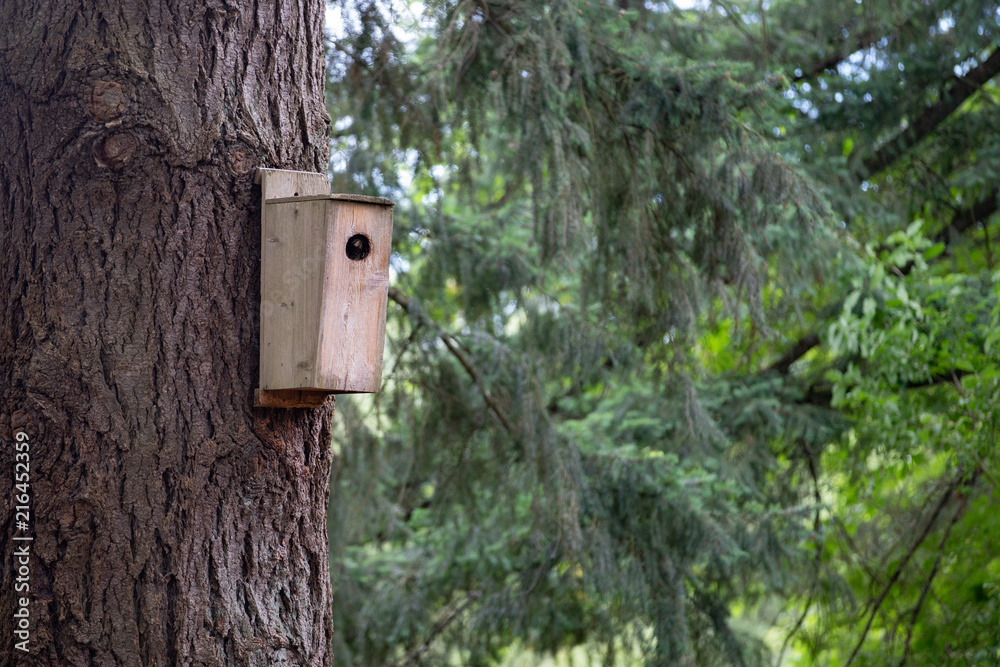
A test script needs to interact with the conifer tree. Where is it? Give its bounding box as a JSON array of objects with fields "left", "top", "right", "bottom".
[{"left": 326, "top": 0, "right": 1000, "bottom": 664}]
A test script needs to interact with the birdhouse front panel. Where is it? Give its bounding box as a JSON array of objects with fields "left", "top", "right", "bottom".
[
  {"left": 258, "top": 189, "right": 393, "bottom": 398},
  {"left": 313, "top": 197, "right": 392, "bottom": 393}
]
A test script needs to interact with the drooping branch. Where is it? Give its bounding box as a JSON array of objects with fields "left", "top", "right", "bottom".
[
  {"left": 800, "top": 368, "right": 968, "bottom": 408},
  {"left": 793, "top": 26, "right": 885, "bottom": 82},
  {"left": 765, "top": 332, "right": 820, "bottom": 375},
  {"left": 862, "top": 48, "right": 1000, "bottom": 177},
  {"left": 896, "top": 491, "right": 966, "bottom": 667},
  {"left": 775, "top": 437, "right": 825, "bottom": 665},
  {"left": 689, "top": 579, "right": 748, "bottom": 667},
  {"left": 483, "top": 172, "right": 525, "bottom": 211},
  {"left": 900, "top": 369, "right": 970, "bottom": 391},
  {"left": 764, "top": 188, "right": 997, "bottom": 384},
  {"left": 934, "top": 192, "right": 999, "bottom": 243},
  {"left": 832, "top": 515, "right": 881, "bottom": 584},
  {"left": 388, "top": 286, "right": 515, "bottom": 435},
  {"left": 388, "top": 590, "right": 483, "bottom": 666},
  {"left": 844, "top": 476, "right": 963, "bottom": 667},
  {"left": 776, "top": 599, "right": 811, "bottom": 666}
]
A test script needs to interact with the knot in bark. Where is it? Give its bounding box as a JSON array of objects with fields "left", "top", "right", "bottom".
[
  {"left": 86, "top": 80, "right": 127, "bottom": 122},
  {"left": 11, "top": 409, "right": 32, "bottom": 433},
  {"left": 95, "top": 131, "right": 137, "bottom": 168},
  {"left": 229, "top": 150, "right": 254, "bottom": 175}
]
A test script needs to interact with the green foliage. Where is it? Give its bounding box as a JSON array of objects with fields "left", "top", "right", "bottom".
[{"left": 324, "top": 0, "right": 1000, "bottom": 664}]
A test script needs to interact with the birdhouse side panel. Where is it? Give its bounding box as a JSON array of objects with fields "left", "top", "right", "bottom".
[
  {"left": 314, "top": 201, "right": 392, "bottom": 392},
  {"left": 260, "top": 200, "right": 330, "bottom": 390}
]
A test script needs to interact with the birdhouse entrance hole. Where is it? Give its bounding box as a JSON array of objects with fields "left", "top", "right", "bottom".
[{"left": 346, "top": 234, "right": 371, "bottom": 261}]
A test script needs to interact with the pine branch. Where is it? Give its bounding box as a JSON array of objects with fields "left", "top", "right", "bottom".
[
  {"left": 776, "top": 598, "right": 812, "bottom": 666},
  {"left": 439, "top": 334, "right": 516, "bottom": 435},
  {"left": 776, "top": 438, "right": 823, "bottom": 667},
  {"left": 832, "top": 515, "right": 881, "bottom": 584},
  {"left": 711, "top": 0, "right": 757, "bottom": 48},
  {"left": 844, "top": 476, "right": 961, "bottom": 667},
  {"left": 389, "top": 590, "right": 483, "bottom": 666},
  {"left": 897, "top": 488, "right": 967, "bottom": 667},
  {"left": 800, "top": 368, "right": 969, "bottom": 408},
  {"left": 483, "top": 172, "right": 525, "bottom": 212},
  {"left": 793, "top": 26, "right": 885, "bottom": 82},
  {"left": 388, "top": 286, "right": 515, "bottom": 435},
  {"left": 765, "top": 333, "right": 820, "bottom": 375},
  {"left": 862, "top": 48, "right": 1000, "bottom": 177},
  {"left": 934, "top": 193, "right": 999, "bottom": 244},
  {"left": 689, "top": 580, "right": 748, "bottom": 667},
  {"left": 900, "top": 369, "right": 970, "bottom": 391}
]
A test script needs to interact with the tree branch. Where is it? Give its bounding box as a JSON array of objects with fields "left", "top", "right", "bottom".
[
  {"left": 388, "top": 286, "right": 515, "bottom": 435},
  {"left": 800, "top": 368, "right": 969, "bottom": 408},
  {"left": 776, "top": 437, "right": 825, "bottom": 665},
  {"left": 844, "top": 477, "right": 961, "bottom": 667},
  {"left": 902, "top": 369, "right": 970, "bottom": 391},
  {"left": 769, "top": 190, "right": 997, "bottom": 384},
  {"left": 389, "top": 590, "right": 483, "bottom": 666},
  {"left": 689, "top": 579, "right": 748, "bottom": 667},
  {"left": 862, "top": 48, "right": 1000, "bottom": 177},
  {"left": 777, "top": 599, "right": 812, "bottom": 666},
  {"left": 897, "top": 488, "right": 967, "bottom": 667},
  {"left": 934, "top": 193, "right": 1000, "bottom": 244},
  {"left": 793, "top": 26, "right": 884, "bottom": 82},
  {"left": 765, "top": 333, "right": 820, "bottom": 375},
  {"left": 832, "top": 515, "right": 881, "bottom": 584}
]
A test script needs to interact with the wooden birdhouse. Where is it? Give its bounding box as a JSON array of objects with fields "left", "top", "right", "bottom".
[{"left": 254, "top": 168, "right": 394, "bottom": 408}]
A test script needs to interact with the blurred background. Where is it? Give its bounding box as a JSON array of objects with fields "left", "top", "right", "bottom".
[{"left": 321, "top": 1, "right": 1000, "bottom": 664}]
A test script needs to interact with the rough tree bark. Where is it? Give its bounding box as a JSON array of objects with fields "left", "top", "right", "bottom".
[{"left": 0, "top": 0, "right": 334, "bottom": 664}]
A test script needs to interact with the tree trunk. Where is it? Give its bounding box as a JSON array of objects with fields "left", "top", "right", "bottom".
[{"left": 0, "top": 0, "right": 334, "bottom": 664}]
